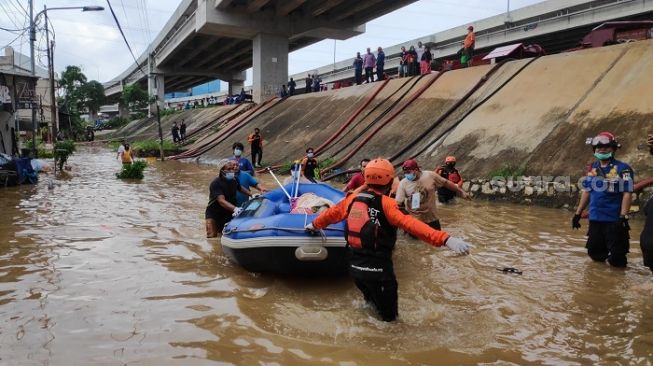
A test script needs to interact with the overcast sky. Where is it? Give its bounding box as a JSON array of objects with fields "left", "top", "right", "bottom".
[{"left": 1, "top": 0, "right": 544, "bottom": 87}]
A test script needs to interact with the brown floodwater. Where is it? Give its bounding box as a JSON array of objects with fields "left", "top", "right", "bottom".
[{"left": 1, "top": 146, "right": 652, "bottom": 365}]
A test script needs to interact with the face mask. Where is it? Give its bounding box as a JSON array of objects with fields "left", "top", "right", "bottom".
[
  {"left": 307, "top": 153, "right": 314, "bottom": 158},
  {"left": 405, "top": 173, "right": 416, "bottom": 181},
  {"left": 225, "top": 172, "right": 235, "bottom": 180},
  {"left": 234, "top": 149, "right": 242, "bottom": 157},
  {"left": 594, "top": 152, "right": 612, "bottom": 161},
  {"left": 446, "top": 163, "right": 456, "bottom": 169}
]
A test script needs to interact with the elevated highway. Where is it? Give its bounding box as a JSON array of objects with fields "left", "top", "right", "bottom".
[
  {"left": 298, "top": 0, "right": 653, "bottom": 87},
  {"left": 103, "top": 0, "right": 417, "bottom": 111}
]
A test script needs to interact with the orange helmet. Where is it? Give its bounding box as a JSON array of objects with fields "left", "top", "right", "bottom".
[
  {"left": 445, "top": 156, "right": 456, "bottom": 163},
  {"left": 364, "top": 158, "right": 395, "bottom": 185}
]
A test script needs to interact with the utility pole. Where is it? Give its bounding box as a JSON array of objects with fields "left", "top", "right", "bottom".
[
  {"left": 29, "top": 0, "right": 38, "bottom": 157},
  {"left": 44, "top": 6, "right": 58, "bottom": 143}
]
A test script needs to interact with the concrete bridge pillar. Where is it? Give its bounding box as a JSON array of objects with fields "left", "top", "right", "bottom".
[
  {"left": 253, "top": 33, "right": 288, "bottom": 103},
  {"left": 228, "top": 71, "right": 246, "bottom": 96}
]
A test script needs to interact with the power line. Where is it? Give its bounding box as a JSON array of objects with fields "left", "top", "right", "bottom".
[{"left": 105, "top": 0, "right": 146, "bottom": 74}]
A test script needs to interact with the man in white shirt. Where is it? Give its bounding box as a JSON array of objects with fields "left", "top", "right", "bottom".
[
  {"left": 416, "top": 41, "right": 425, "bottom": 64},
  {"left": 395, "top": 159, "right": 469, "bottom": 230}
]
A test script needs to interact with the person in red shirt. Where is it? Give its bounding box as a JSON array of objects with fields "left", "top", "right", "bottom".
[
  {"left": 306, "top": 158, "right": 471, "bottom": 321},
  {"left": 343, "top": 158, "right": 369, "bottom": 192}
]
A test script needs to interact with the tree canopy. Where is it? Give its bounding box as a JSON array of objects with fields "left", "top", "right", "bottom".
[{"left": 120, "top": 84, "right": 149, "bottom": 112}]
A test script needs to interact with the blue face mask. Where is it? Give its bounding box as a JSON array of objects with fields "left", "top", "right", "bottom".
[
  {"left": 405, "top": 173, "right": 416, "bottom": 181},
  {"left": 225, "top": 172, "right": 235, "bottom": 180},
  {"left": 234, "top": 149, "right": 242, "bottom": 157},
  {"left": 594, "top": 152, "right": 612, "bottom": 161}
]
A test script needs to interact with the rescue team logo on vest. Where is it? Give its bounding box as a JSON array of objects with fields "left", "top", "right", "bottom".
[{"left": 345, "top": 192, "right": 396, "bottom": 252}]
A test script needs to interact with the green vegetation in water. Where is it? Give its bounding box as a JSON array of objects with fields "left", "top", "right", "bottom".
[
  {"left": 116, "top": 161, "right": 147, "bottom": 179},
  {"left": 54, "top": 140, "right": 76, "bottom": 171},
  {"left": 37, "top": 144, "right": 54, "bottom": 159},
  {"left": 488, "top": 164, "right": 528, "bottom": 178}
]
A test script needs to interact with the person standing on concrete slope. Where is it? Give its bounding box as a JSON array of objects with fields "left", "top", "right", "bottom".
[
  {"left": 463, "top": 26, "right": 476, "bottom": 67},
  {"left": 313, "top": 74, "right": 322, "bottom": 92},
  {"left": 288, "top": 78, "right": 296, "bottom": 96},
  {"left": 279, "top": 84, "right": 289, "bottom": 98},
  {"left": 435, "top": 156, "right": 464, "bottom": 203},
  {"left": 635, "top": 134, "right": 653, "bottom": 274},
  {"left": 343, "top": 159, "right": 370, "bottom": 192},
  {"left": 247, "top": 128, "right": 263, "bottom": 168},
  {"left": 571, "top": 132, "right": 633, "bottom": 268},
  {"left": 363, "top": 48, "right": 376, "bottom": 83},
  {"left": 416, "top": 41, "right": 425, "bottom": 65},
  {"left": 353, "top": 52, "right": 364, "bottom": 85},
  {"left": 376, "top": 47, "right": 385, "bottom": 82},
  {"left": 407, "top": 46, "right": 418, "bottom": 76},
  {"left": 305, "top": 158, "right": 471, "bottom": 322},
  {"left": 232, "top": 160, "right": 267, "bottom": 206},
  {"left": 205, "top": 159, "right": 251, "bottom": 238},
  {"left": 179, "top": 119, "right": 187, "bottom": 143},
  {"left": 421, "top": 46, "right": 433, "bottom": 75},
  {"left": 396, "top": 159, "right": 470, "bottom": 231},
  {"left": 399, "top": 46, "right": 408, "bottom": 77},
  {"left": 300, "top": 147, "right": 319, "bottom": 183},
  {"left": 231, "top": 142, "right": 255, "bottom": 176},
  {"left": 305, "top": 74, "right": 312, "bottom": 93},
  {"left": 171, "top": 122, "right": 181, "bottom": 144}
]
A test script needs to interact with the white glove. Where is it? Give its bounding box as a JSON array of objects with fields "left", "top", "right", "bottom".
[
  {"left": 232, "top": 207, "right": 243, "bottom": 217},
  {"left": 305, "top": 223, "right": 316, "bottom": 233},
  {"left": 445, "top": 237, "right": 471, "bottom": 255}
]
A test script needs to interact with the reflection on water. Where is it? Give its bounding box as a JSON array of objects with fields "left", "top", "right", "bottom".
[{"left": 0, "top": 146, "right": 651, "bottom": 365}]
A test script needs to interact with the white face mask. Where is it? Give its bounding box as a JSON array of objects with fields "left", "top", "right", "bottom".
[
  {"left": 307, "top": 153, "right": 314, "bottom": 158},
  {"left": 234, "top": 149, "right": 242, "bottom": 157}
]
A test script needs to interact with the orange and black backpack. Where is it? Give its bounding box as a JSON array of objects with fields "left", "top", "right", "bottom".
[{"left": 345, "top": 192, "right": 396, "bottom": 254}]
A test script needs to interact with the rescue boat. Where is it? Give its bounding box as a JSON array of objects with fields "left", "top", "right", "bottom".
[{"left": 221, "top": 182, "right": 347, "bottom": 275}]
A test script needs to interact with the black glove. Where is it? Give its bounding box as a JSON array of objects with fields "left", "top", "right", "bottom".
[
  {"left": 619, "top": 215, "right": 630, "bottom": 231},
  {"left": 571, "top": 214, "right": 581, "bottom": 230}
]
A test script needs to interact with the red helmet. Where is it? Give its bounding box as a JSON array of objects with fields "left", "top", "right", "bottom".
[
  {"left": 590, "top": 131, "right": 620, "bottom": 149},
  {"left": 402, "top": 159, "right": 420, "bottom": 171},
  {"left": 445, "top": 156, "right": 456, "bottom": 163},
  {"left": 364, "top": 159, "right": 395, "bottom": 185}
]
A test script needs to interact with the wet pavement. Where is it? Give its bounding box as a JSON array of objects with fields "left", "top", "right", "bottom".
[{"left": 0, "top": 146, "right": 651, "bottom": 365}]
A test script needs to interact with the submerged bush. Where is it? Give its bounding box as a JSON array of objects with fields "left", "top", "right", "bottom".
[
  {"left": 54, "top": 140, "right": 76, "bottom": 171},
  {"left": 116, "top": 161, "right": 147, "bottom": 179}
]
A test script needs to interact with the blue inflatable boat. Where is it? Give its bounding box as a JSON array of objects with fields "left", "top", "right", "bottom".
[{"left": 221, "top": 183, "right": 347, "bottom": 275}]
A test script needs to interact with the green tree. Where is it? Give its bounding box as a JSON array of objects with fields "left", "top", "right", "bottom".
[
  {"left": 121, "top": 84, "right": 149, "bottom": 112},
  {"left": 81, "top": 80, "right": 106, "bottom": 119}
]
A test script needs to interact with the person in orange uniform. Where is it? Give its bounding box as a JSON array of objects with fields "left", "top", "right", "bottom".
[
  {"left": 305, "top": 158, "right": 471, "bottom": 322},
  {"left": 120, "top": 143, "right": 134, "bottom": 165},
  {"left": 463, "top": 25, "right": 475, "bottom": 67},
  {"left": 435, "top": 156, "right": 464, "bottom": 204}
]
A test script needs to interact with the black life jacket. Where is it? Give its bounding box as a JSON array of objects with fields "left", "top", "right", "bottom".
[
  {"left": 439, "top": 165, "right": 461, "bottom": 184},
  {"left": 345, "top": 192, "right": 397, "bottom": 256}
]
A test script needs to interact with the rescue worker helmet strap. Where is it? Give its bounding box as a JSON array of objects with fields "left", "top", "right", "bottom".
[{"left": 364, "top": 159, "right": 395, "bottom": 186}]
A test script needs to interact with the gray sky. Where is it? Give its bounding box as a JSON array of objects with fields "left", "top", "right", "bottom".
[{"left": 1, "top": 0, "right": 544, "bottom": 86}]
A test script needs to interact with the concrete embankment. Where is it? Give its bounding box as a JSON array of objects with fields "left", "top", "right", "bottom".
[{"left": 115, "top": 40, "right": 653, "bottom": 196}]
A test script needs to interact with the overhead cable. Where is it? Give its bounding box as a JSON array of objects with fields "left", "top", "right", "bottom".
[{"left": 106, "top": 0, "right": 146, "bottom": 75}]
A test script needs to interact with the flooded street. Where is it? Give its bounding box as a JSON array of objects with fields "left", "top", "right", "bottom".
[{"left": 1, "top": 146, "right": 652, "bottom": 365}]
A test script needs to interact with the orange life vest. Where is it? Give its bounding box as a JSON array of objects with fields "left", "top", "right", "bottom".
[{"left": 345, "top": 192, "right": 396, "bottom": 254}]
